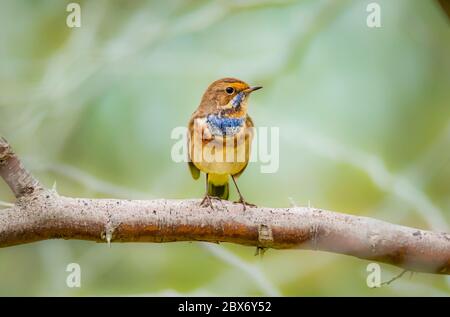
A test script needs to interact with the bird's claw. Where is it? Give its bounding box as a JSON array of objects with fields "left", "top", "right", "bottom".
[
  {"left": 234, "top": 198, "right": 257, "bottom": 211},
  {"left": 200, "top": 195, "right": 217, "bottom": 211}
]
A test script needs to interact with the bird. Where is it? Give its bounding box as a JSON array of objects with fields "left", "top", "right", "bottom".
[{"left": 187, "top": 78, "right": 262, "bottom": 210}]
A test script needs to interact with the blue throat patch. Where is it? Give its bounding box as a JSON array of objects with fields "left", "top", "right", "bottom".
[
  {"left": 231, "top": 92, "right": 245, "bottom": 108},
  {"left": 206, "top": 114, "right": 245, "bottom": 136}
]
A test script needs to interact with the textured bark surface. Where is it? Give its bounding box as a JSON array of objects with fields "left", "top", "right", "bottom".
[
  {"left": 0, "top": 137, "right": 449, "bottom": 274},
  {"left": 0, "top": 137, "right": 42, "bottom": 197}
]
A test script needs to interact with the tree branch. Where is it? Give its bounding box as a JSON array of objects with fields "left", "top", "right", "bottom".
[
  {"left": 0, "top": 137, "right": 42, "bottom": 198},
  {"left": 0, "top": 138, "right": 449, "bottom": 275},
  {"left": 437, "top": 0, "right": 450, "bottom": 19}
]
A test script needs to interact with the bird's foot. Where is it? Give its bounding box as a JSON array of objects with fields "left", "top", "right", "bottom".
[
  {"left": 200, "top": 195, "right": 219, "bottom": 211},
  {"left": 234, "top": 198, "right": 257, "bottom": 211}
]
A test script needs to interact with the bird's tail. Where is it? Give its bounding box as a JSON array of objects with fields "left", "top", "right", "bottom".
[
  {"left": 208, "top": 182, "right": 229, "bottom": 200},
  {"left": 207, "top": 174, "right": 229, "bottom": 200}
]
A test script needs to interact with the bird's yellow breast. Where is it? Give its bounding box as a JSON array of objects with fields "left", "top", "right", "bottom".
[{"left": 189, "top": 118, "right": 252, "bottom": 176}]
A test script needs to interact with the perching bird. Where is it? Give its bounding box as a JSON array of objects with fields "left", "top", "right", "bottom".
[{"left": 187, "top": 78, "right": 262, "bottom": 210}]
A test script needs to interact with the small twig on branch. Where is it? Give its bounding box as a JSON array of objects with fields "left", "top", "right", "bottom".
[
  {"left": 0, "top": 138, "right": 449, "bottom": 275},
  {"left": 381, "top": 269, "right": 410, "bottom": 286}
]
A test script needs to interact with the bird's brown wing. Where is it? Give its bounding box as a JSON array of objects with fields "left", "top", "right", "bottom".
[
  {"left": 232, "top": 115, "right": 254, "bottom": 178},
  {"left": 187, "top": 115, "right": 201, "bottom": 180}
]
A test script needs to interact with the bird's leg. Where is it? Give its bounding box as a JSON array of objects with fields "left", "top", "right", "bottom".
[
  {"left": 200, "top": 195, "right": 214, "bottom": 210},
  {"left": 200, "top": 174, "right": 215, "bottom": 211},
  {"left": 231, "top": 175, "right": 256, "bottom": 211}
]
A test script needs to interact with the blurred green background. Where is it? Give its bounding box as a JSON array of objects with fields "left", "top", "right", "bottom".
[{"left": 0, "top": 0, "right": 449, "bottom": 296}]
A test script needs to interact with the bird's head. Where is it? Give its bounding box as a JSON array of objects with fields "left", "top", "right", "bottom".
[{"left": 199, "top": 78, "right": 262, "bottom": 117}]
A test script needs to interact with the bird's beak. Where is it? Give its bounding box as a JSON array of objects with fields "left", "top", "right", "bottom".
[{"left": 246, "top": 86, "right": 263, "bottom": 93}]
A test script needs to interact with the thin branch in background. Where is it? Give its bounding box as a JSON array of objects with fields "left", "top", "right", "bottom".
[
  {"left": 10, "top": 0, "right": 109, "bottom": 140},
  {"left": 404, "top": 122, "right": 450, "bottom": 186},
  {"left": 259, "top": 0, "right": 351, "bottom": 83},
  {"left": 0, "top": 200, "right": 14, "bottom": 208},
  {"left": 282, "top": 124, "right": 449, "bottom": 232},
  {"left": 200, "top": 243, "right": 281, "bottom": 296},
  {"left": 27, "top": 159, "right": 151, "bottom": 199},
  {"left": 9, "top": 0, "right": 299, "bottom": 144}
]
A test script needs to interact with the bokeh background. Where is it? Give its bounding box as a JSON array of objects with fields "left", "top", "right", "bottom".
[{"left": 0, "top": 0, "right": 449, "bottom": 296}]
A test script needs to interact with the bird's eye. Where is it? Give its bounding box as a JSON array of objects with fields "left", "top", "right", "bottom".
[{"left": 225, "top": 87, "right": 234, "bottom": 94}]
